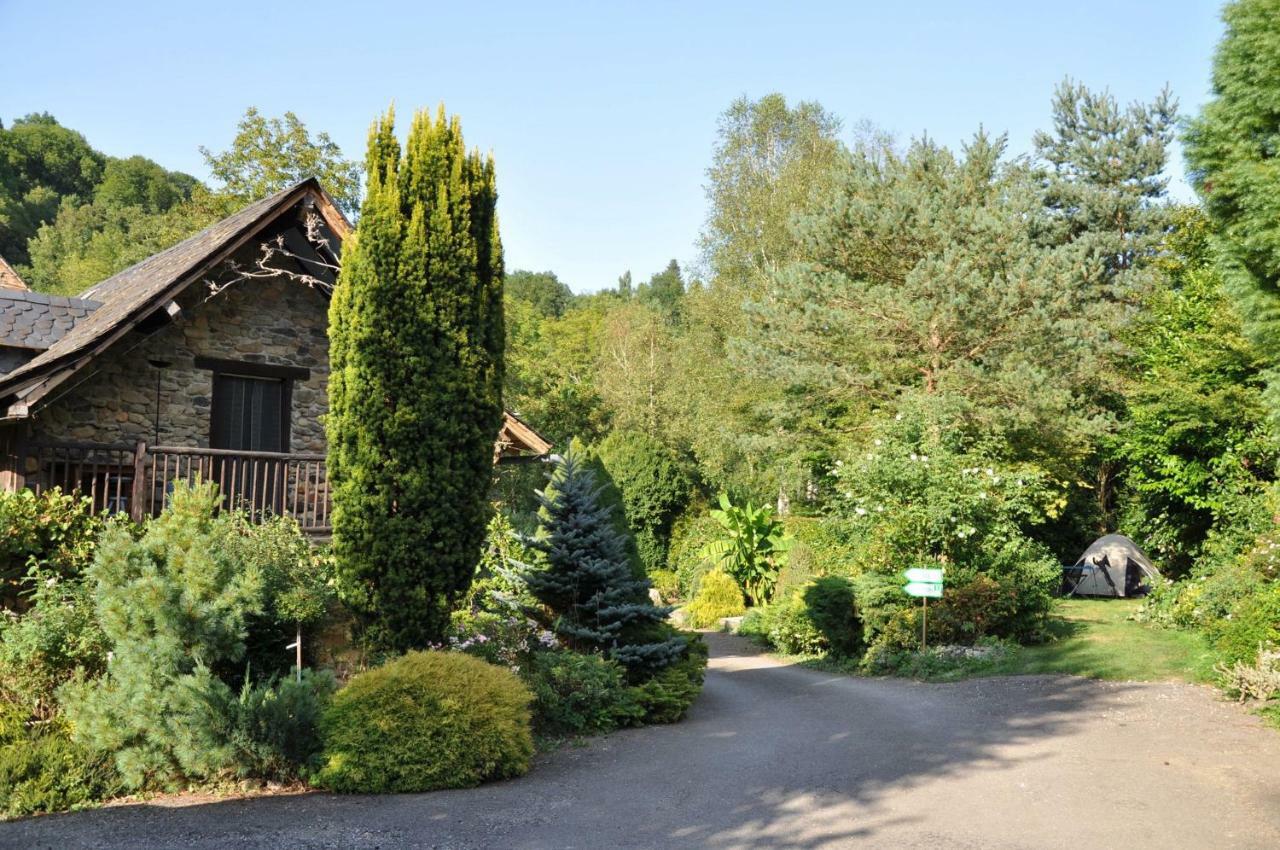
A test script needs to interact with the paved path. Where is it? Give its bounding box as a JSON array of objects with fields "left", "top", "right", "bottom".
[{"left": 6, "top": 633, "right": 1280, "bottom": 849}]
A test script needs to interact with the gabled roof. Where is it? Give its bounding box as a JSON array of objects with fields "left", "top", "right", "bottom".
[
  {"left": 0, "top": 179, "right": 350, "bottom": 414},
  {"left": 0, "top": 256, "right": 28, "bottom": 291},
  {"left": 0, "top": 290, "right": 102, "bottom": 350}
]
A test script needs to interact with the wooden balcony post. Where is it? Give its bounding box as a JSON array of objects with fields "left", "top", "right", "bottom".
[{"left": 130, "top": 441, "right": 147, "bottom": 522}]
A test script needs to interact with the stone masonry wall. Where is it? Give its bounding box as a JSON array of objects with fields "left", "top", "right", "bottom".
[{"left": 33, "top": 270, "right": 331, "bottom": 453}]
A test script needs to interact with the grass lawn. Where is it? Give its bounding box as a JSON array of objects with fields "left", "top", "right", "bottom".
[
  {"left": 989, "top": 598, "right": 1219, "bottom": 684},
  {"left": 784, "top": 597, "right": 1220, "bottom": 685}
]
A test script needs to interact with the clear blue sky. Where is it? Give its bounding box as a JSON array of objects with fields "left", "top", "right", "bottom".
[{"left": 1, "top": 1, "right": 1224, "bottom": 292}]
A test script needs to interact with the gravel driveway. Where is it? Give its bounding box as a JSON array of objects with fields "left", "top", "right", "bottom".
[{"left": 5, "top": 632, "right": 1280, "bottom": 849}]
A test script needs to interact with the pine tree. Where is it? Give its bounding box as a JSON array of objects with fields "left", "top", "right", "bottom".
[
  {"left": 327, "top": 106, "right": 504, "bottom": 651},
  {"left": 1185, "top": 0, "right": 1280, "bottom": 420},
  {"left": 524, "top": 451, "right": 686, "bottom": 678}
]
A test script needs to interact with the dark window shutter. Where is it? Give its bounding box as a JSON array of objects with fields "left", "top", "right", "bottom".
[{"left": 211, "top": 374, "right": 286, "bottom": 452}]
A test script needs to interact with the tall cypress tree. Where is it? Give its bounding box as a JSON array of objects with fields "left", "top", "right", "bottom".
[
  {"left": 328, "top": 106, "right": 504, "bottom": 651},
  {"left": 525, "top": 451, "right": 686, "bottom": 678}
]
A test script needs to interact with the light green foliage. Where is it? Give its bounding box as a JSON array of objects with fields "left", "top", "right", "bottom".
[
  {"left": 316, "top": 650, "right": 534, "bottom": 793},
  {"left": 1185, "top": 0, "right": 1280, "bottom": 423},
  {"left": 1114, "top": 208, "right": 1274, "bottom": 574},
  {"left": 327, "top": 106, "right": 504, "bottom": 652},
  {"left": 596, "top": 300, "right": 677, "bottom": 439},
  {"left": 698, "top": 494, "right": 792, "bottom": 605},
  {"left": 684, "top": 570, "right": 746, "bottom": 628},
  {"left": 0, "top": 706, "right": 120, "bottom": 820},
  {"left": 200, "top": 108, "right": 362, "bottom": 215},
  {"left": 738, "top": 593, "right": 825, "bottom": 655},
  {"left": 0, "top": 113, "right": 105, "bottom": 266},
  {"left": 648, "top": 569, "right": 681, "bottom": 603},
  {"left": 504, "top": 298, "right": 610, "bottom": 447},
  {"left": 524, "top": 451, "right": 685, "bottom": 677},
  {"left": 595, "top": 430, "right": 692, "bottom": 575},
  {"left": 667, "top": 510, "right": 722, "bottom": 597},
  {"left": 524, "top": 649, "right": 642, "bottom": 736},
  {"left": 0, "top": 488, "right": 102, "bottom": 596},
  {"left": 0, "top": 570, "right": 107, "bottom": 721},
  {"left": 221, "top": 513, "right": 332, "bottom": 680},
  {"left": 59, "top": 481, "right": 263, "bottom": 789},
  {"left": 24, "top": 193, "right": 220, "bottom": 295}
]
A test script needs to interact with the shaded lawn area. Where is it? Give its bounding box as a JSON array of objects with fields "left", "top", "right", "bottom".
[{"left": 993, "top": 598, "right": 1219, "bottom": 684}]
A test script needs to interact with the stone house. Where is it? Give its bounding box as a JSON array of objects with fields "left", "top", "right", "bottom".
[{"left": 0, "top": 179, "right": 549, "bottom": 533}]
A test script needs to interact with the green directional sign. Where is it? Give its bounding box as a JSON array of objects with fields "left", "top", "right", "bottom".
[
  {"left": 903, "top": 581, "right": 943, "bottom": 599},
  {"left": 904, "top": 568, "right": 944, "bottom": 584}
]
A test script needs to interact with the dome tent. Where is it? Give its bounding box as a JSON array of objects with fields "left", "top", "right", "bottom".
[{"left": 1064, "top": 534, "right": 1161, "bottom": 598}]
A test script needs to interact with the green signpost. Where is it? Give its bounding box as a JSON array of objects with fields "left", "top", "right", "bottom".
[{"left": 903, "top": 568, "right": 945, "bottom": 648}]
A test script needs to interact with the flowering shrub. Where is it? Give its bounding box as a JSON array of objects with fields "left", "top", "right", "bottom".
[
  {"left": 448, "top": 610, "right": 557, "bottom": 673},
  {"left": 831, "top": 412, "right": 1059, "bottom": 648}
]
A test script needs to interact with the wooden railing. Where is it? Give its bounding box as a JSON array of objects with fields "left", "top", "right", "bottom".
[{"left": 13, "top": 440, "right": 331, "bottom": 534}]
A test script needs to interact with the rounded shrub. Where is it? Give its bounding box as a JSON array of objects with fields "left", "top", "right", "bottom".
[
  {"left": 685, "top": 570, "right": 746, "bottom": 628},
  {"left": 316, "top": 651, "right": 534, "bottom": 793},
  {"left": 803, "top": 576, "right": 861, "bottom": 657}
]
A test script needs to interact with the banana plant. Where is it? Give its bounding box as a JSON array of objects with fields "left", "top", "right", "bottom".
[{"left": 697, "top": 493, "right": 793, "bottom": 606}]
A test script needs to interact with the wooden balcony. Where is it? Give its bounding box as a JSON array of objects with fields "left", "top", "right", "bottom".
[{"left": 5, "top": 440, "right": 332, "bottom": 534}]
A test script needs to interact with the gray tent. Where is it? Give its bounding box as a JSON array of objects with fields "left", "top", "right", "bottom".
[{"left": 1063, "top": 534, "right": 1161, "bottom": 597}]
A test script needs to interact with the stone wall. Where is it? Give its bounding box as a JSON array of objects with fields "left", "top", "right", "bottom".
[{"left": 33, "top": 269, "right": 331, "bottom": 453}]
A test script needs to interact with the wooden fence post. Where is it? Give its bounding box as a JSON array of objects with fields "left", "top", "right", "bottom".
[{"left": 130, "top": 441, "right": 147, "bottom": 522}]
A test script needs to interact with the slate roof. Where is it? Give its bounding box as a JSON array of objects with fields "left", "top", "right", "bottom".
[
  {"left": 0, "top": 180, "right": 336, "bottom": 404},
  {"left": 0, "top": 290, "right": 102, "bottom": 350}
]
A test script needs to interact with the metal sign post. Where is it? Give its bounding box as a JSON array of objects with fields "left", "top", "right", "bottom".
[{"left": 903, "top": 568, "right": 944, "bottom": 650}]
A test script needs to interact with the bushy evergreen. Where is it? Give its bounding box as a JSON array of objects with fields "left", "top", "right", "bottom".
[
  {"left": 328, "top": 106, "right": 504, "bottom": 651},
  {"left": 59, "top": 482, "right": 262, "bottom": 789},
  {"left": 525, "top": 452, "right": 686, "bottom": 677},
  {"left": 595, "top": 430, "right": 692, "bottom": 576}
]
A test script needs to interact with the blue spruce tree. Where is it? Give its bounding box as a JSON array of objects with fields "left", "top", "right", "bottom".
[{"left": 525, "top": 451, "right": 686, "bottom": 678}]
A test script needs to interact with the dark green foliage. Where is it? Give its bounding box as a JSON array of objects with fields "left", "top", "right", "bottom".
[
  {"left": 0, "top": 488, "right": 102, "bottom": 602},
  {"left": 0, "top": 113, "right": 105, "bottom": 266},
  {"left": 595, "top": 430, "right": 692, "bottom": 575},
  {"left": 328, "top": 106, "right": 504, "bottom": 652},
  {"left": 316, "top": 651, "right": 533, "bottom": 793},
  {"left": 628, "top": 636, "right": 708, "bottom": 723},
  {"left": 636, "top": 259, "right": 686, "bottom": 320},
  {"left": 524, "top": 649, "right": 642, "bottom": 736},
  {"left": 186, "top": 668, "right": 336, "bottom": 782},
  {"left": 1185, "top": 1, "right": 1280, "bottom": 422},
  {"left": 506, "top": 269, "right": 573, "bottom": 318},
  {"left": 574, "top": 438, "right": 645, "bottom": 578},
  {"left": 803, "top": 577, "right": 861, "bottom": 657},
  {"left": 524, "top": 452, "right": 686, "bottom": 677},
  {"left": 0, "top": 706, "right": 120, "bottom": 820}
]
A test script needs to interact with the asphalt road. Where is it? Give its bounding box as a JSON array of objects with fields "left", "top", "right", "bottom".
[{"left": 6, "top": 632, "right": 1280, "bottom": 850}]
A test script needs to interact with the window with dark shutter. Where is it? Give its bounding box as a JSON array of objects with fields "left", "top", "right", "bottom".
[{"left": 211, "top": 374, "right": 287, "bottom": 452}]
